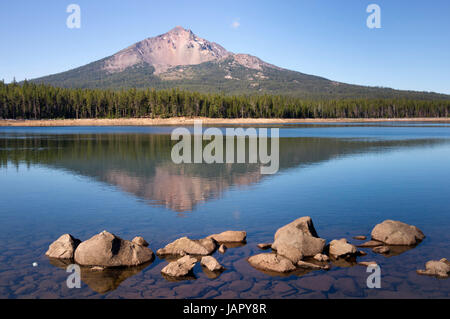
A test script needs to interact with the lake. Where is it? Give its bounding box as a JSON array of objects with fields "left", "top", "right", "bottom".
[{"left": 0, "top": 122, "right": 449, "bottom": 299}]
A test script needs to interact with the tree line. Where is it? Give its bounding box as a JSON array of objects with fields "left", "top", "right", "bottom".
[{"left": 1, "top": 81, "right": 449, "bottom": 119}]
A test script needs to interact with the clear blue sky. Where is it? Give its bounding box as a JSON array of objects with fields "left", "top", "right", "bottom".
[{"left": 1, "top": 0, "right": 449, "bottom": 94}]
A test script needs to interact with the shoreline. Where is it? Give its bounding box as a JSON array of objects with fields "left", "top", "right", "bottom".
[{"left": 0, "top": 117, "right": 449, "bottom": 127}]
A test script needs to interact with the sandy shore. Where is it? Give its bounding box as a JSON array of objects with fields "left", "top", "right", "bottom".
[{"left": 0, "top": 117, "right": 449, "bottom": 127}]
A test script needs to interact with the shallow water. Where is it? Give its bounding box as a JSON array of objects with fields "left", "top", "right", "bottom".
[{"left": 0, "top": 122, "right": 449, "bottom": 299}]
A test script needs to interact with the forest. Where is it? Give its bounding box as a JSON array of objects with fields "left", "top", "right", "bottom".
[{"left": 1, "top": 81, "right": 449, "bottom": 119}]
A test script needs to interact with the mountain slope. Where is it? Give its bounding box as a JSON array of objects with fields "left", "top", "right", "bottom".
[{"left": 32, "top": 26, "right": 450, "bottom": 100}]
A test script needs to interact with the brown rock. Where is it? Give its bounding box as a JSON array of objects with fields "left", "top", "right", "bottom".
[
  {"left": 357, "top": 240, "right": 384, "bottom": 248},
  {"left": 353, "top": 236, "right": 367, "bottom": 240},
  {"left": 297, "top": 260, "right": 329, "bottom": 270},
  {"left": 271, "top": 217, "right": 326, "bottom": 263},
  {"left": 313, "top": 253, "right": 330, "bottom": 262},
  {"left": 208, "top": 231, "right": 246, "bottom": 243},
  {"left": 45, "top": 234, "right": 81, "bottom": 259},
  {"left": 417, "top": 258, "right": 450, "bottom": 278},
  {"left": 329, "top": 239, "right": 357, "bottom": 258},
  {"left": 248, "top": 253, "right": 296, "bottom": 273},
  {"left": 157, "top": 237, "right": 216, "bottom": 256},
  {"left": 257, "top": 243, "right": 272, "bottom": 250},
  {"left": 372, "top": 246, "right": 390, "bottom": 254},
  {"left": 74, "top": 231, "right": 154, "bottom": 267},
  {"left": 161, "top": 255, "right": 197, "bottom": 278},
  {"left": 132, "top": 236, "right": 149, "bottom": 247},
  {"left": 201, "top": 256, "right": 224, "bottom": 272},
  {"left": 358, "top": 261, "right": 378, "bottom": 267},
  {"left": 218, "top": 244, "right": 227, "bottom": 254},
  {"left": 371, "top": 220, "right": 425, "bottom": 246}
]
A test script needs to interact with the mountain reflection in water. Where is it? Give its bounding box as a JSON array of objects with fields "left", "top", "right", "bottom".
[{"left": 0, "top": 133, "right": 443, "bottom": 212}]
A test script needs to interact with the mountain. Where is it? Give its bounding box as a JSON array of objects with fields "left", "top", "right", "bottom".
[{"left": 32, "top": 26, "right": 449, "bottom": 100}]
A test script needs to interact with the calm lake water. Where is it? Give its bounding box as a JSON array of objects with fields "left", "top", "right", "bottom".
[{"left": 0, "top": 122, "right": 449, "bottom": 299}]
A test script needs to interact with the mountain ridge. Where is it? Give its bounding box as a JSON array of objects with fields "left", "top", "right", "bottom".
[{"left": 31, "top": 26, "right": 450, "bottom": 100}]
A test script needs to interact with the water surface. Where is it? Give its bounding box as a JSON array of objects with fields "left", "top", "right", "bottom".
[{"left": 0, "top": 122, "right": 449, "bottom": 299}]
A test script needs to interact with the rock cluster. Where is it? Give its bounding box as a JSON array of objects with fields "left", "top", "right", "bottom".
[
  {"left": 46, "top": 219, "right": 434, "bottom": 285},
  {"left": 46, "top": 231, "right": 154, "bottom": 268}
]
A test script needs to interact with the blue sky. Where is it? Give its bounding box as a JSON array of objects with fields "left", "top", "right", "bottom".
[{"left": 1, "top": 0, "right": 449, "bottom": 94}]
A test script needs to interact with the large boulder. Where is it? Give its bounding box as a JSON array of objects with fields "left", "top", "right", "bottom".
[
  {"left": 417, "top": 259, "right": 450, "bottom": 278},
  {"left": 329, "top": 239, "right": 357, "bottom": 258},
  {"left": 271, "top": 217, "right": 326, "bottom": 263},
  {"left": 45, "top": 234, "right": 81, "bottom": 259},
  {"left": 371, "top": 220, "right": 425, "bottom": 246},
  {"left": 208, "top": 231, "right": 247, "bottom": 243},
  {"left": 248, "top": 253, "right": 296, "bottom": 273},
  {"left": 157, "top": 237, "right": 216, "bottom": 256},
  {"left": 161, "top": 255, "right": 198, "bottom": 278},
  {"left": 74, "top": 231, "right": 154, "bottom": 267}
]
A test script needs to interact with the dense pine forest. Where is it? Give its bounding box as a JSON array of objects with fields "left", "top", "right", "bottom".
[{"left": 1, "top": 81, "right": 449, "bottom": 119}]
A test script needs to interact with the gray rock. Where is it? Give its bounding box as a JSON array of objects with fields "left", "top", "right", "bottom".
[
  {"left": 45, "top": 234, "right": 81, "bottom": 259},
  {"left": 329, "top": 238, "right": 357, "bottom": 258},
  {"left": 417, "top": 258, "right": 450, "bottom": 278},
  {"left": 248, "top": 253, "right": 296, "bottom": 273},
  {"left": 201, "top": 256, "right": 224, "bottom": 272},
  {"left": 132, "top": 236, "right": 149, "bottom": 247},
  {"left": 74, "top": 231, "right": 154, "bottom": 267},
  {"left": 208, "top": 231, "right": 246, "bottom": 243},
  {"left": 371, "top": 220, "right": 425, "bottom": 246},
  {"left": 157, "top": 237, "right": 216, "bottom": 256},
  {"left": 271, "top": 217, "right": 326, "bottom": 263},
  {"left": 161, "top": 255, "right": 198, "bottom": 278}
]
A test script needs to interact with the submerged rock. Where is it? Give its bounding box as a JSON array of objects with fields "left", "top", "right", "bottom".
[
  {"left": 208, "top": 231, "right": 247, "bottom": 243},
  {"left": 371, "top": 220, "right": 425, "bottom": 246},
  {"left": 132, "top": 236, "right": 149, "bottom": 247},
  {"left": 357, "top": 240, "right": 384, "bottom": 248},
  {"left": 157, "top": 237, "right": 216, "bottom": 256},
  {"left": 329, "top": 239, "right": 357, "bottom": 258},
  {"left": 45, "top": 234, "right": 81, "bottom": 259},
  {"left": 358, "top": 261, "right": 378, "bottom": 267},
  {"left": 74, "top": 231, "right": 154, "bottom": 267},
  {"left": 353, "top": 236, "right": 367, "bottom": 240},
  {"left": 201, "top": 256, "right": 224, "bottom": 272},
  {"left": 248, "top": 253, "right": 296, "bottom": 273},
  {"left": 417, "top": 258, "right": 450, "bottom": 278},
  {"left": 161, "top": 255, "right": 198, "bottom": 278},
  {"left": 271, "top": 217, "right": 326, "bottom": 263},
  {"left": 297, "top": 260, "right": 329, "bottom": 270},
  {"left": 373, "top": 246, "right": 390, "bottom": 254}
]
